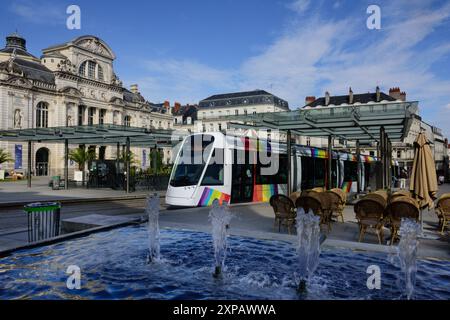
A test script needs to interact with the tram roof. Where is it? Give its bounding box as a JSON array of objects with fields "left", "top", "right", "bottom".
[
  {"left": 225, "top": 101, "right": 419, "bottom": 144},
  {"left": 0, "top": 124, "right": 183, "bottom": 147}
]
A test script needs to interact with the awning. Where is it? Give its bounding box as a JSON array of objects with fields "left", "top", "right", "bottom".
[
  {"left": 224, "top": 101, "right": 418, "bottom": 144},
  {"left": 0, "top": 124, "right": 184, "bottom": 147}
]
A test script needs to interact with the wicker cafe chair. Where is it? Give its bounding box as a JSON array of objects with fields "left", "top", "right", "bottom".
[
  {"left": 329, "top": 188, "right": 347, "bottom": 223},
  {"left": 296, "top": 192, "right": 333, "bottom": 232},
  {"left": 389, "top": 190, "right": 412, "bottom": 203},
  {"left": 289, "top": 191, "right": 302, "bottom": 204},
  {"left": 435, "top": 193, "right": 450, "bottom": 234},
  {"left": 354, "top": 195, "right": 387, "bottom": 244},
  {"left": 269, "top": 194, "right": 297, "bottom": 234},
  {"left": 384, "top": 196, "right": 420, "bottom": 245},
  {"left": 373, "top": 190, "right": 389, "bottom": 202}
]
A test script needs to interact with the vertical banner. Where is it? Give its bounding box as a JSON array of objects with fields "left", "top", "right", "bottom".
[
  {"left": 14, "top": 144, "right": 22, "bottom": 169},
  {"left": 142, "top": 150, "right": 147, "bottom": 169}
]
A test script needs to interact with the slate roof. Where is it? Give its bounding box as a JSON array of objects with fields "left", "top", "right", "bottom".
[
  {"left": 123, "top": 89, "right": 146, "bottom": 103},
  {"left": 305, "top": 92, "right": 396, "bottom": 108},
  {"left": 0, "top": 58, "right": 55, "bottom": 84},
  {"left": 202, "top": 90, "right": 272, "bottom": 101},
  {"left": 199, "top": 90, "right": 289, "bottom": 110},
  {"left": 173, "top": 105, "right": 198, "bottom": 121},
  {"left": 0, "top": 47, "right": 37, "bottom": 59}
]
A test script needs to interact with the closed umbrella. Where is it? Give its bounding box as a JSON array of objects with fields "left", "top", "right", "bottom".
[{"left": 409, "top": 131, "right": 438, "bottom": 233}]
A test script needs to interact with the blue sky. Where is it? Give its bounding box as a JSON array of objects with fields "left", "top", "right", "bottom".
[{"left": 2, "top": 0, "right": 450, "bottom": 136}]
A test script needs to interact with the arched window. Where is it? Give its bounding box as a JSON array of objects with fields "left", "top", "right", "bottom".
[
  {"left": 98, "top": 64, "right": 104, "bottom": 81},
  {"left": 124, "top": 115, "right": 131, "bottom": 127},
  {"left": 36, "top": 102, "right": 48, "bottom": 128},
  {"left": 78, "top": 60, "right": 104, "bottom": 81}
]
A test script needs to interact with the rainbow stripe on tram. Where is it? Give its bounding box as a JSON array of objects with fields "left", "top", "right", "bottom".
[
  {"left": 198, "top": 187, "right": 231, "bottom": 206},
  {"left": 253, "top": 184, "right": 279, "bottom": 202},
  {"left": 341, "top": 181, "right": 353, "bottom": 192}
]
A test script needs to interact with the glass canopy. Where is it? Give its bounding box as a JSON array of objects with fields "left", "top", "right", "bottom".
[
  {"left": 224, "top": 101, "right": 418, "bottom": 143},
  {"left": 0, "top": 124, "right": 183, "bottom": 147}
]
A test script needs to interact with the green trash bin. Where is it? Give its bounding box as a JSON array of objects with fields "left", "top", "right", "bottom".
[
  {"left": 52, "top": 176, "right": 60, "bottom": 190},
  {"left": 24, "top": 202, "right": 61, "bottom": 243}
]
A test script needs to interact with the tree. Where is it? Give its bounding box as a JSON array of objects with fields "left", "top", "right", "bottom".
[
  {"left": 69, "top": 147, "right": 96, "bottom": 185},
  {"left": 0, "top": 148, "right": 13, "bottom": 165},
  {"left": 120, "top": 150, "right": 140, "bottom": 167},
  {"left": 150, "top": 149, "right": 163, "bottom": 174}
]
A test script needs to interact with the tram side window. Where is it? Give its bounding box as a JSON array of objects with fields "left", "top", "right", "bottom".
[
  {"left": 201, "top": 148, "right": 224, "bottom": 186},
  {"left": 314, "top": 158, "right": 326, "bottom": 187},
  {"left": 344, "top": 161, "right": 358, "bottom": 181},
  {"left": 256, "top": 153, "right": 288, "bottom": 185},
  {"left": 301, "top": 157, "right": 314, "bottom": 190}
]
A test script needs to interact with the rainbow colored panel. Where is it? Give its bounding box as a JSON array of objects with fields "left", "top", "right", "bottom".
[
  {"left": 341, "top": 181, "right": 352, "bottom": 192},
  {"left": 253, "top": 184, "right": 278, "bottom": 202},
  {"left": 198, "top": 187, "right": 231, "bottom": 206},
  {"left": 362, "top": 155, "right": 376, "bottom": 163},
  {"left": 311, "top": 148, "right": 328, "bottom": 159}
]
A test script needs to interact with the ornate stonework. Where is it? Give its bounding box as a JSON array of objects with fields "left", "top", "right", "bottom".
[{"left": 76, "top": 38, "right": 113, "bottom": 59}]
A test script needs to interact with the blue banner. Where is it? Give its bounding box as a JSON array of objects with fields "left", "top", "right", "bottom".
[
  {"left": 15, "top": 144, "right": 22, "bottom": 169},
  {"left": 142, "top": 150, "right": 147, "bottom": 168}
]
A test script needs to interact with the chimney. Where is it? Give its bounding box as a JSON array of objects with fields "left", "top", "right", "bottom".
[
  {"left": 400, "top": 91, "right": 406, "bottom": 102},
  {"left": 305, "top": 96, "right": 316, "bottom": 106},
  {"left": 325, "top": 91, "right": 331, "bottom": 106},
  {"left": 163, "top": 100, "right": 170, "bottom": 113},
  {"left": 174, "top": 102, "right": 181, "bottom": 114},
  {"left": 130, "top": 84, "right": 139, "bottom": 94},
  {"left": 376, "top": 86, "right": 381, "bottom": 102},
  {"left": 349, "top": 87, "right": 354, "bottom": 104},
  {"left": 389, "top": 87, "right": 402, "bottom": 100}
]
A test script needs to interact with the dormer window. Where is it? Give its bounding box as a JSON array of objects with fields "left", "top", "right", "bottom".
[{"left": 79, "top": 60, "right": 104, "bottom": 81}]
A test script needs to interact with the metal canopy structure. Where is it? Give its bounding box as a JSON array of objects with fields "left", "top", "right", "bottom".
[
  {"left": 0, "top": 124, "right": 177, "bottom": 148},
  {"left": 227, "top": 101, "right": 418, "bottom": 144},
  {"left": 0, "top": 124, "right": 182, "bottom": 192},
  {"left": 226, "top": 101, "right": 418, "bottom": 193}
]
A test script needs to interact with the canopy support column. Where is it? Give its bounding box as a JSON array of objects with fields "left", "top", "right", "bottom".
[
  {"left": 27, "top": 140, "right": 32, "bottom": 188},
  {"left": 126, "top": 137, "right": 130, "bottom": 194},
  {"left": 356, "top": 139, "right": 361, "bottom": 193},
  {"left": 64, "top": 139, "right": 69, "bottom": 190},
  {"left": 287, "top": 130, "right": 292, "bottom": 195},
  {"left": 116, "top": 142, "right": 120, "bottom": 186},
  {"left": 386, "top": 136, "right": 392, "bottom": 189},
  {"left": 81, "top": 144, "right": 86, "bottom": 187},
  {"left": 327, "top": 135, "right": 333, "bottom": 190},
  {"left": 152, "top": 147, "right": 157, "bottom": 175},
  {"left": 380, "top": 127, "right": 386, "bottom": 189}
]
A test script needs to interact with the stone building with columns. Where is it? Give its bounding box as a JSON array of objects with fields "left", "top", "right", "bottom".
[{"left": 0, "top": 33, "right": 173, "bottom": 177}]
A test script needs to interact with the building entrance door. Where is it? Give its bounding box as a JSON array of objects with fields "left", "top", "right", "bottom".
[{"left": 35, "top": 148, "right": 49, "bottom": 176}]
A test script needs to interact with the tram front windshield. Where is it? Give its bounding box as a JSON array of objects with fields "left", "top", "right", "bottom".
[{"left": 169, "top": 135, "right": 215, "bottom": 187}]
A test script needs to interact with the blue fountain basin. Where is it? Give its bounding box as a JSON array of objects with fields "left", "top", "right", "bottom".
[{"left": 0, "top": 225, "right": 449, "bottom": 300}]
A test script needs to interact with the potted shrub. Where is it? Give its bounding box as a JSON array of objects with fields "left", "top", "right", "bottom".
[{"left": 0, "top": 148, "right": 13, "bottom": 180}]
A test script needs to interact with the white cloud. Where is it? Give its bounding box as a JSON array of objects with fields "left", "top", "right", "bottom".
[
  {"left": 127, "top": 59, "right": 237, "bottom": 104},
  {"left": 9, "top": 1, "right": 66, "bottom": 25},
  {"left": 133, "top": 0, "right": 450, "bottom": 135},
  {"left": 287, "top": 0, "right": 311, "bottom": 14}
]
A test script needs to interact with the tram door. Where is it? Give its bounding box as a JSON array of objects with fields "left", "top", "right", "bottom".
[{"left": 231, "top": 149, "right": 254, "bottom": 203}]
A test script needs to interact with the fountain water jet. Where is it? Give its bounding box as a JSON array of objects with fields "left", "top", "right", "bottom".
[
  {"left": 397, "top": 218, "right": 421, "bottom": 300},
  {"left": 209, "top": 199, "right": 232, "bottom": 278},
  {"left": 146, "top": 193, "right": 161, "bottom": 263},
  {"left": 295, "top": 208, "right": 321, "bottom": 295}
]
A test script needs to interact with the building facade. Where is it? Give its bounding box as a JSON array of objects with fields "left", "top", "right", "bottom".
[
  {"left": 0, "top": 33, "right": 173, "bottom": 177},
  {"left": 302, "top": 86, "right": 447, "bottom": 174},
  {"left": 197, "top": 90, "right": 289, "bottom": 133}
]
